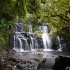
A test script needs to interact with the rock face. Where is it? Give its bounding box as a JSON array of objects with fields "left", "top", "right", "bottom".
[{"left": 53, "top": 55, "right": 70, "bottom": 70}]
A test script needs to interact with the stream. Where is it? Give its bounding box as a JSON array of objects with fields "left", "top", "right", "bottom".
[{"left": 0, "top": 49, "right": 70, "bottom": 70}]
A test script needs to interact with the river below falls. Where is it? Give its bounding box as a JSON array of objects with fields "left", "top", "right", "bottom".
[{"left": 0, "top": 49, "right": 70, "bottom": 70}]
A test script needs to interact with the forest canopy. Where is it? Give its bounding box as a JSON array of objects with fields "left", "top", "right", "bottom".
[{"left": 0, "top": 0, "right": 70, "bottom": 48}]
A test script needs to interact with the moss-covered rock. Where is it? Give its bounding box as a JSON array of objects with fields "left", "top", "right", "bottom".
[{"left": 37, "top": 59, "right": 46, "bottom": 69}]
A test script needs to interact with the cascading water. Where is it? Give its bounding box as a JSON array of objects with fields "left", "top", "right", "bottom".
[
  {"left": 23, "top": 38, "right": 29, "bottom": 50},
  {"left": 34, "top": 36, "right": 39, "bottom": 49},
  {"left": 13, "top": 18, "right": 30, "bottom": 52},
  {"left": 17, "top": 36, "right": 24, "bottom": 52},
  {"left": 29, "top": 23, "right": 39, "bottom": 51},
  {"left": 30, "top": 36, "right": 34, "bottom": 50},
  {"left": 28, "top": 24, "right": 34, "bottom": 50},
  {"left": 13, "top": 35, "right": 24, "bottom": 52},
  {"left": 13, "top": 32, "right": 30, "bottom": 52},
  {"left": 11, "top": 19, "right": 62, "bottom": 52},
  {"left": 29, "top": 24, "right": 33, "bottom": 33},
  {"left": 57, "top": 36, "right": 62, "bottom": 51},
  {"left": 29, "top": 36, "right": 39, "bottom": 51},
  {"left": 12, "top": 20, "right": 40, "bottom": 52},
  {"left": 13, "top": 35, "right": 16, "bottom": 49},
  {"left": 41, "top": 24, "right": 52, "bottom": 51}
]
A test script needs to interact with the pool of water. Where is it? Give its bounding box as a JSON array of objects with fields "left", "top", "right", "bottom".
[{"left": 0, "top": 49, "right": 70, "bottom": 70}]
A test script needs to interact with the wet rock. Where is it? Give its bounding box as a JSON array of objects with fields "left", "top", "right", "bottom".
[
  {"left": 11, "top": 64, "right": 17, "bottom": 68},
  {"left": 17, "top": 64, "right": 26, "bottom": 69},
  {"left": 33, "top": 58, "right": 40, "bottom": 62},
  {"left": 0, "top": 52, "right": 38, "bottom": 70},
  {"left": 27, "top": 62, "right": 35, "bottom": 68},
  {"left": 16, "top": 60, "right": 37, "bottom": 70},
  {"left": 30, "top": 62, "right": 36, "bottom": 67},
  {"left": 8, "top": 58, "right": 21, "bottom": 63},
  {"left": 37, "top": 58, "right": 46, "bottom": 69},
  {"left": 23, "top": 61, "right": 27, "bottom": 64},
  {"left": 53, "top": 55, "right": 70, "bottom": 70}
]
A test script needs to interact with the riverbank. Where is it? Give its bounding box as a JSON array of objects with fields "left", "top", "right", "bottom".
[{"left": 0, "top": 49, "right": 70, "bottom": 70}]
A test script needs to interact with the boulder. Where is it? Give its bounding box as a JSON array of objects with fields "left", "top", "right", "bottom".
[{"left": 53, "top": 55, "right": 70, "bottom": 70}]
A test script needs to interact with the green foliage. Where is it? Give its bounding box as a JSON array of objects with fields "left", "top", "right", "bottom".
[
  {"left": 0, "top": 0, "right": 70, "bottom": 48},
  {"left": 0, "top": 18, "right": 11, "bottom": 48},
  {"left": 38, "top": 0, "right": 70, "bottom": 42},
  {"left": 34, "top": 31, "right": 42, "bottom": 37}
]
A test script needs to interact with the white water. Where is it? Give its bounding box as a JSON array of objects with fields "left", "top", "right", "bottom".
[
  {"left": 18, "top": 37, "right": 24, "bottom": 52},
  {"left": 13, "top": 35, "right": 16, "bottom": 49},
  {"left": 13, "top": 35, "right": 24, "bottom": 52},
  {"left": 57, "top": 36, "right": 62, "bottom": 51},
  {"left": 13, "top": 23, "right": 34, "bottom": 52},
  {"left": 29, "top": 24, "right": 39, "bottom": 51},
  {"left": 13, "top": 20, "right": 62, "bottom": 52},
  {"left": 30, "top": 36, "right": 34, "bottom": 50},
  {"left": 13, "top": 23, "right": 53, "bottom": 52},
  {"left": 35, "top": 37, "right": 39, "bottom": 49},
  {"left": 29, "top": 24, "right": 33, "bottom": 33},
  {"left": 41, "top": 25, "right": 52, "bottom": 51},
  {"left": 29, "top": 36, "right": 39, "bottom": 52}
]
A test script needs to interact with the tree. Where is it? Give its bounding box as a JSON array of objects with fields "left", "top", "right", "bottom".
[
  {"left": 37, "top": 0, "right": 70, "bottom": 42},
  {"left": 0, "top": 0, "right": 70, "bottom": 47}
]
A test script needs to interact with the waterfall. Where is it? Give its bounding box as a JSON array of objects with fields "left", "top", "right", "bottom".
[
  {"left": 12, "top": 21, "right": 53, "bottom": 52},
  {"left": 41, "top": 24, "right": 52, "bottom": 51},
  {"left": 13, "top": 34, "right": 31, "bottom": 52},
  {"left": 11, "top": 19, "right": 60, "bottom": 52},
  {"left": 57, "top": 36, "right": 62, "bottom": 51},
  {"left": 13, "top": 20, "right": 40, "bottom": 52},
  {"left": 29, "top": 24, "right": 39, "bottom": 51},
  {"left": 13, "top": 35, "right": 19, "bottom": 51},
  {"left": 29, "top": 24, "right": 33, "bottom": 33},
  {"left": 17, "top": 37, "right": 24, "bottom": 52},
  {"left": 28, "top": 23, "right": 34, "bottom": 50},
  {"left": 13, "top": 35, "right": 16, "bottom": 49},
  {"left": 22, "top": 37, "right": 29, "bottom": 50},
  {"left": 34, "top": 36, "right": 39, "bottom": 49},
  {"left": 30, "top": 36, "right": 34, "bottom": 50}
]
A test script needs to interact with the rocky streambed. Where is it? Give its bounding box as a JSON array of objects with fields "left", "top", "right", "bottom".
[{"left": 0, "top": 49, "right": 70, "bottom": 70}]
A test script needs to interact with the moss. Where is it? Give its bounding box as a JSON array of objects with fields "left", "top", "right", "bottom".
[{"left": 37, "top": 59, "right": 47, "bottom": 69}]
